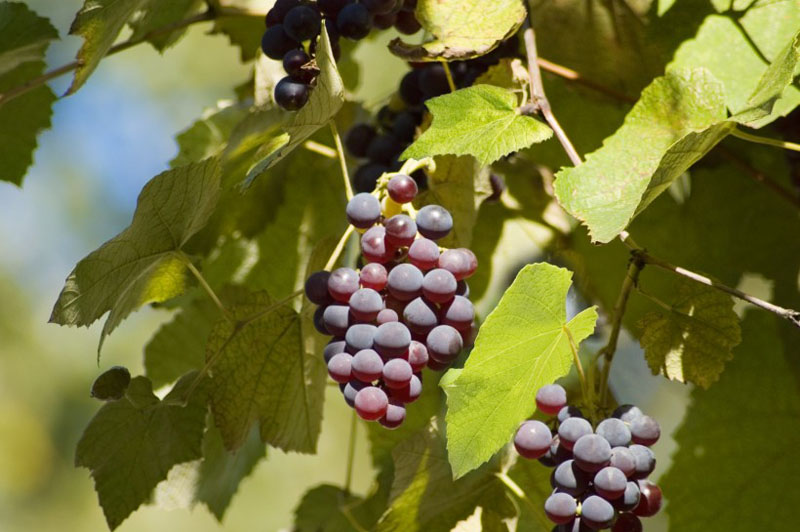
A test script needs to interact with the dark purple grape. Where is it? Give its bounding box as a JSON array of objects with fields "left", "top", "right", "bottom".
[
  {"left": 422, "top": 268, "right": 457, "bottom": 303},
  {"left": 593, "top": 467, "right": 627, "bottom": 500},
  {"left": 376, "top": 308, "right": 398, "bottom": 325},
  {"left": 355, "top": 386, "right": 388, "bottom": 420},
  {"left": 275, "top": 77, "right": 309, "bottom": 111},
  {"left": 379, "top": 401, "right": 406, "bottom": 429},
  {"left": 572, "top": 435, "right": 611, "bottom": 473},
  {"left": 596, "top": 418, "right": 632, "bottom": 447},
  {"left": 349, "top": 288, "right": 384, "bottom": 322},
  {"left": 372, "top": 11, "right": 397, "bottom": 29},
  {"left": 345, "top": 123, "right": 377, "bottom": 158},
  {"left": 632, "top": 481, "right": 662, "bottom": 517},
  {"left": 557, "top": 406, "right": 583, "bottom": 424},
  {"left": 613, "top": 482, "right": 641, "bottom": 512},
  {"left": 283, "top": 48, "right": 310, "bottom": 79},
  {"left": 612, "top": 512, "right": 642, "bottom": 532},
  {"left": 426, "top": 358, "right": 450, "bottom": 371},
  {"left": 322, "top": 305, "right": 350, "bottom": 336},
  {"left": 387, "top": 263, "right": 424, "bottom": 301},
  {"left": 347, "top": 192, "right": 381, "bottom": 229},
  {"left": 351, "top": 348, "right": 383, "bottom": 381},
  {"left": 387, "top": 174, "right": 418, "bottom": 204},
  {"left": 366, "top": 134, "right": 403, "bottom": 165},
  {"left": 323, "top": 339, "right": 346, "bottom": 363},
  {"left": 261, "top": 24, "right": 300, "bottom": 59},
  {"left": 345, "top": 324, "right": 377, "bottom": 354},
  {"left": 440, "top": 295, "right": 473, "bottom": 331},
  {"left": 612, "top": 404, "right": 643, "bottom": 424},
  {"left": 336, "top": 3, "right": 372, "bottom": 39},
  {"left": 354, "top": 163, "right": 388, "bottom": 193},
  {"left": 544, "top": 492, "right": 577, "bottom": 525},
  {"left": 363, "top": 0, "right": 397, "bottom": 14},
  {"left": 628, "top": 445, "right": 656, "bottom": 480},
  {"left": 318, "top": 0, "right": 348, "bottom": 17},
  {"left": 514, "top": 420, "right": 553, "bottom": 459},
  {"left": 407, "top": 340, "right": 429, "bottom": 371},
  {"left": 398, "top": 70, "right": 423, "bottom": 106},
  {"left": 343, "top": 379, "right": 368, "bottom": 407},
  {"left": 394, "top": 8, "right": 421, "bottom": 34},
  {"left": 426, "top": 324, "right": 463, "bottom": 363},
  {"left": 419, "top": 64, "right": 450, "bottom": 99},
  {"left": 557, "top": 417, "right": 593, "bottom": 450},
  {"left": 609, "top": 447, "right": 636, "bottom": 478},
  {"left": 536, "top": 384, "right": 567, "bottom": 415},
  {"left": 580, "top": 495, "right": 615, "bottom": 529},
  {"left": 362, "top": 226, "right": 396, "bottom": 264},
  {"left": 392, "top": 111, "right": 418, "bottom": 142},
  {"left": 313, "top": 305, "right": 328, "bottom": 334},
  {"left": 539, "top": 435, "right": 572, "bottom": 467},
  {"left": 283, "top": 5, "right": 321, "bottom": 41},
  {"left": 328, "top": 267, "right": 360, "bottom": 302},
  {"left": 389, "top": 373, "right": 421, "bottom": 403},
  {"left": 552, "top": 459, "right": 590, "bottom": 496},
  {"left": 359, "top": 263, "right": 386, "bottom": 292},
  {"left": 327, "top": 352, "right": 353, "bottom": 383},
  {"left": 438, "top": 248, "right": 478, "bottom": 280},
  {"left": 265, "top": 0, "right": 300, "bottom": 26},
  {"left": 402, "top": 297, "right": 438, "bottom": 335},
  {"left": 374, "top": 321, "right": 412, "bottom": 358},
  {"left": 630, "top": 415, "right": 660, "bottom": 446},
  {"left": 455, "top": 280, "right": 469, "bottom": 297},
  {"left": 416, "top": 205, "right": 453, "bottom": 240},
  {"left": 384, "top": 214, "right": 417, "bottom": 247},
  {"left": 383, "top": 358, "right": 413, "bottom": 388},
  {"left": 408, "top": 238, "right": 440, "bottom": 271}
]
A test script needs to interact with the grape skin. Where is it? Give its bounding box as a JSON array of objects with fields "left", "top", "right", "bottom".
[
  {"left": 403, "top": 297, "right": 439, "bottom": 335},
  {"left": 304, "top": 270, "right": 332, "bottom": 305},
  {"left": 362, "top": 226, "right": 395, "bottom": 263},
  {"left": 416, "top": 205, "right": 453, "bottom": 240},
  {"left": 384, "top": 214, "right": 417, "bottom": 247},
  {"left": 613, "top": 482, "right": 641, "bottom": 512},
  {"left": 572, "top": 434, "right": 611, "bottom": 473},
  {"left": 633, "top": 481, "right": 662, "bottom": 517},
  {"left": 387, "top": 263, "right": 424, "bottom": 301},
  {"left": 596, "top": 418, "right": 632, "bottom": 447},
  {"left": 408, "top": 238, "right": 440, "bottom": 271},
  {"left": 374, "top": 322, "right": 412, "bottom": 358},
  {"left": 360, "top": 262, "right": 388, "bottom": 291},
  {"left": 609, "top": 446, "right": 636, "bottom": 478},
  {"left": 323, "top": 339, "right": 346, "bottom": 363},
  {"left": 440, "top": 295, "right": 474, "bottom": 331},
  {"left": 346, "top": 192, "right": 381, "bottom": 228},
  {"left": 354, "top": 386, "right": 389, "bottom": 420},
  {"left": 322, "top": 305, "right": 350, "bottom": 336},
  {"left": 327, "top": 353, "right": 353, "bottom": 383},
  {"left": 426, "top": 325, "right": 463, "bottom": 363},
  {"left": 552, "top": 460, "right": 590, "bottom": 497},
  {"left": 628, "top": 445, "right": 656, "bottom": 480},
  {"left": 514, "top": 420, "right": 553, "bottom": 459},
  {"left": 389, "top": 373, "right": 421, "bottom": 403},
  {"left": 612, "top": 512, "right": 643, "bottom": 532},
  {"left": 342, "top": 380, "right": 368, "bottom": 408},
  {"left": 557, "top": 406, "right": 583, "bottom": 424},
  {"left": 593, "top": 466, "right": 627, "bottom": 500},
  {"left": 387, "top": 174, "right": 418, "bottom": 203},
  {"left": 351, "top": 349, "right": 383, "bottom": 382},
  {"left": 536, "top": 384, "right": 568, "bottom": 415},
  {"left": 376, "top": 308, "right": 398, "bottom": 325},
  {"left": 422, "top": 268, "right": 457, "bottom": 303},
  {"left": 345, "top": 324, "right": 377, "bottom": 354},
  {"left": 630, "top": 415, "right": 660, "bottom": 446},
  {"left": 382, "top": 358, "right": 413, "bottom": 389},
  {"left": 407, "top": 340, "right": 429, "bottom": 371},
  {"left": 328, "top": 267, "right": 360, "bottom": 302},
  {"left": 557, "top": 417, "right": 593, "bottom": 451},
  {"left": 349, "top": 288, "right": 383, "bottom": 321},
  {"left": 544, "top": 492, "right": 577, "bottom": 525},
  {"left": 580, "top": 495, "right": 615, "bottom": 529},
  {"left": 612, "top": 404, "right": 643, "bottom": 424},
  {"left": 379, "top": 401, "right": 406, "bottom": 429}
]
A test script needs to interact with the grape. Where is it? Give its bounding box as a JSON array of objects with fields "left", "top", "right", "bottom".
[
  {"left": 318, "top": 0, "right": 348, "bottom": 16},
  {"left": 438, "top": 248, "right": 478, "bottom": 280},
  {"left": 613, "top": 482, "right": 641, "bottom": 512},
  {"left": 632, "top": 481, "right": 662, "bottom": 517},
  {"left": 390, "top": 373, "right": 421, "bottom": 403},
  {"left": 609, "top": 447, "right": 636, "bottom": 478},
  {"left": 394, "top": 8, "right": 421, "bottom": 34},
  {"left": 408, "top": 238, "right": 440, "bottom": 270},
  {"left": 612, "top": 404, "right": 643, "bottom": 424},
  {"left": 538, "top": 435, "right": 572, "bottom": 467},
  {"left": 387, "top": 263, "right": 424, "bottom": 300},
  {"left": 351, "top": 348, "right": 383, "bottom": 382},
  {"left": 283, "top": 49, "right": 310, "bottom": 79},
  {"left": 374, "top": 321, "right": 412, "bottom": 358},
  {"left": 376, "top": 105, "right": 396, "bottom": 130},
  {"left": 372, "top": 11, "right": 397, "bottom": 30},
  {"left": 426, "top": 325, "right": 463, "bottom": 363},
  {"left": 399, "top": 71, "right": 424, "bottom": 106},
  {"left": 379, "top": 401, "right": 406, "bottom": 429},
  {"left": 419, "top": 64, "right": 450, "bottom": 99},
  {"left": 612, "top": 512, "right": 642, "bottom": 532},
  {"left": 345, "top": 324, "right": 377, "bottom": 354},
  {"left": 363, "top": 0, "right": 397, "bottom": 15},
  {"left": 439, "top": 296, "right": 473, "bottom": 332},
  {"left": 336, "top": 3, "right": 372, "bottom": 40},
  {"left": 328, "top": 267, "right": 360, "bottom": 302},
  {"left": 349, "top": 288, "right": 383, "bottom": 321},
  {"left": 283, "top": 6, "right": 321, "bottom": 41},
  {"left": 572, "top": 435, "right": 611, "bottom": 473},
  {"left": 265, "top": 0, "right": 300, "bottom": 26},
  {"left": 514, "top": 420, "right": 553, "bottom": 459},
  {"left": 456, "top": 280, "right": 470, "bottom": 297},
  {"left": 552, "top": 460, "right": 590, "bottom": 496},
  {"left": 324, "top": 339, "right": 346, "bottom": 363},
  {"left": 557, "top": 417, "right": 593, "bottom": 450},
  {"left": 383, "top": 358, "right": 413, "bottom": 388},
  {"left": 407, "top": 340, "right": 429, "bottom": 371},
  {"left": 274, "top": 77, "right": 309, "bottom": 110},
  {"left": 580, "top": 495, "right": 615, "bottom": 530},
  {"left": 342, "top": 379, "right": 367, "bottom": 408},
  {"left": 359, "top": 263, "right": 387, "bottom": 292},
  {"left": 345, "top": 124, "right": 377, "bottom": 158},
  {"left": 426, "top": 358, "right": 450, "bottom": 371},
  {"left": 376, "top": 308, "right": 398, "bottom": 325},
  {"left": 628, "top": 445, "right": 656, "bottom": 480},
  {"left": 630, "top": 415, "right": 660, "bottom": 446},
  {"left": 384, "top": 214, "right": 417, "bottom": 247},
  {"left": 392, "top": 111, "right": 418, "bottom": 142},
  {"left": 596, "top": 418, "right": 632, "bottom": 447},
  {"left": 354, "top": 163, "right": 388, "bottom": 193},
  {"left": 322, "top": 305, "right": 350, "bottom": 336},
  {"left": 346, "top": 192, "right": 381, "bottom": 229},
  {"left": 355, "top": 386, "right": 389, "bottom": 420},
  {"left": 384, "top": 295, "right": 408, "bottom": 316},
  {"left": 261, "top": 25, "right": 300, "bottom": 59},
  {"left": 593, "top": 467, "right": 627, "bottom": 500},
  {"left": 366, "top": 134, "right": 403, "bottom": 165},
  {"left": 403, "top": 297, "right": 439, "bottom": 335},
  {"left": 544, "top": 492, "right": 577, "bottom": 525},
  {"left": 327, "top": 353, "right": 353, "bottom": 383},
  {"left": 536, "top": 384, "right": 568, "bottom": 415},
  {"left": 422, "top": 268, "right": 457, "bottom": 303},
  {"left": 387, "top": 174, "right": 418, "bottom": 203},
  {"left": 313, "top": 306, "right": 328, "bottom": 334},
  {"left": 362, "top": 226, "right": 395, "bottom": 263},
  {"left": 558, "top": 406, "right": 583, "bottom": 424},
  {"left": 416, "top": 205, "right": 453, "bottom": 240}
]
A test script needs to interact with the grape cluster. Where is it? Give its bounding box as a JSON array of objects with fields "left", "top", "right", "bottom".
[
  {"left": 305, "top": 174, "right": 478, "bottom": 428},
  {"left": 513, "top": 385, "right": 663, "bottom": 531},
  {"left": 261, "top": 0, "right": 422, "bottom": 111}
]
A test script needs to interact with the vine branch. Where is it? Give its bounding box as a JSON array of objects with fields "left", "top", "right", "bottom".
[{"left": 730, "top": 128, "right": 800, "bottom": 153}]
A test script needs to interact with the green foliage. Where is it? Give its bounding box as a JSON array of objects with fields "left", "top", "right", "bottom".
[
  {"left": 293, "top": 484, "right": 366, "bottom": 532},
  {"left": 389, "top": 0, "right": 526, "bottom": 61},
  {"left": 403, "top": 85, "right": 552, "bottom": 165},
  {"left": 128, "top": 0, "right": 203, "bottom": 51},
  {"left": 90, "top": 366, "right": 132, "bottom": 401},
  {"left": 0, "top": 2, "right": 58, "bottom": 76},
  {"left": 444, "top": 263, "right": 597, "bottom": 478}
]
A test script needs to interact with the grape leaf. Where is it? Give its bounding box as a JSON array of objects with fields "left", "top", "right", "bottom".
[
  {"left": 554, "top": 68, "right": 730, "bottom": 243},
  {"left": 389, "top": 0, "right": 526, "bottom": 61},
  {"left": 444, "top": 263, "right": 597, "bottom": 478},
  {"left": 68, "top": 0, "right": 151, "bottom": 94},
  {"left": 508, "top": 457, "right": 555, "bottom": 532},
  {"left": 75, "top": 373, "right": 208, "bottom": 530},
  {"left": 294, "top": 484, "right": 366, "bottom": 532},
  {"left": 241, "top": 27, "right": 344, "bottom": 187},
  {"left": 128, "top": 0, "right": 203, "bottom": 51},
  {"left": 638, "top": 280, "right": 742, "bottom": 388},
  {"left": 0, "top": 2, "right": 58, "bottom": 76},
  {"left": 211, "top": 13, "right": 264, "bottom": 62},
  {"left": 474, "top": 58, "right": 529, "bottom": 92},
  {"left": 207, "top": 288, "right": 325, "bottom": 453},
  {"left": 90, "top": 366, "right": 132, "bottom": 401},
  {"left": 402, "top": 85, "right": 552, "bottom": 166},
  {"left": 661, "top": 312, "right": 800, "bottom": 531},
  {"left": 171, "top": 101, "right": 251, "bottom": 167},
  {"left": 49, "top": 158, "right": 221, "bottom": 353}
]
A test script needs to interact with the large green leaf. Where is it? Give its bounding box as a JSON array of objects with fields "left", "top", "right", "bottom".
[
  {"left": 554, "top": 68, "right": 730, "bottom": 243},
  {"left": 661, "top": 312, "right": 800, "bottom": 531},
  {"left": 638, "top": 280, "right": 742, "bottom": 388},
  {"left": 68, "top": 0, "right": 151, "bottom": 94},
  {"left": 49, "top": 158, "right": 221, "bottom": 352},
  {"left": 294, "top": 484, "right": 366, "bottom": 532},
  {"left": 389, "top": 0, "right": 526, "bottom": 61},
  {"left": 402, "top": 85, "right": 552, "bottom": 166},
  {"left": 171, "top": 101, "right": 251, "bottom": 167},
  {"left": 0, "top": 2, "right": 58, "bottom": 76},
  {"left": 508, "top": 457, "right": 556, "bottom": 532},
  {"left": 207, "top": 288, "right": 325, "bottom": 453},
  {"left": 75, "top": 373, "right": 208, "bottom": 530},
  {"left": 128, "top": 0, "right": 202, "bottom": 51},
  {"left": 444, "top": 263, "right": 597, "bottom": 478},
  {"left": 211, "top": 13, "right": 264, "bottom": 62}
]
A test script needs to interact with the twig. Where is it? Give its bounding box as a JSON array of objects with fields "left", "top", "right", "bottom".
[
  {"left": 619, "top": 231, "right": 800, "bottom": 328},
  {"left": 329, "top": 121, "right": 354, "bottom": 200},
  {"left": 535, "top": 58, "right": 635, "bottom": 103},
  {"left": 522, "top": 24, "right": 583, "bottom": 167},
  {"left": 440, "top": 60, "right": 457, "bottom": 92},
  {"left": 730, "top": 128, "right": 800, "bottom": 153},
  {"left": 304, "top": 140, "right": 337, "bottom": 159},
  {"left": 179, "top": 251, "right": 232, "bottom": 322},
  {"left": 564, "top": 327, "right": 589, "bottom": 407},
  {"left": 344, "top": 409, "right": 358, "bottom": 494}
]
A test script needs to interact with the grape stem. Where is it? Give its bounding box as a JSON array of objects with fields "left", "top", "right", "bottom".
[
  {"left": 440, "top": 60, "right": 457, "bottom": 92},
  {"left": 730, "top": 128, "right": 800, "bottom": 154},
  {"left": 324, "top": 225, "right": 355, "bottom": 272},
  {"left": 303, "top": 140, "right": 337, "bottom": 159},
  {"left": 179, "top": 251, "right": 232, "bottom": 322},
  {"left": 344, "top": 408, "right": 358, "bottom": 495},
  {"left": 329, "top": 121, "right": 354, "bottom": 201},
  {"left": 564, "top": 326, "right": 592, "bottom": 416}
]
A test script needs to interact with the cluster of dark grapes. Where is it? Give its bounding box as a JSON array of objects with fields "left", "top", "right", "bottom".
[
  {"left": 261, "top": 0, "right": 422, "bottom": 111},
  {"left": 344, "top": 37, "right": 521, "bottom": 193},
  {"left": 304, "top": 174, "right": 478, "bottom": 428},
  {"left": 513, "top": 385, "right": 663, "bottom": 531}
]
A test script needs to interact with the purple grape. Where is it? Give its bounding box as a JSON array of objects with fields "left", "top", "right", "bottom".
[
  {"left": 323, "top": 305, "right": 350, "bottom": 336},
  {"left": 351, "top": 348, "right": 383, "bottom": 381},
  {"left": 374, "top": 321, "right": 412, "bottom": 358},
  {"left": 612, "top": 512, "right": 642, "bottom": 532},
  {"left": 572, "top": 435, "right": 611, "bottom": 473},
  {"left": 594, "top": 466, "right": 627, "bottom": 500},
  {"left": 407, "top": 340, "right": 429, "bottom": 371},
  {"left": 382, "top": 358, "right": 413, "bottom": 389},
  {"left": 345, "top": 123, "right": 376, "bottom": 158},
  {"left": 313, "top": 305, "right": 328, "bottom": 334},
  {"left": 387, "top": 263, "right": 424, "bottom": 301},
  {"left": 387, "top": 174, "right": 418, "bottom": 203},
  {"left": 536, "top": 384, "right": 567, "bottom": 415},
  {"left": 580, "top": 495, "right": 615, "bottom": 529},
  {"left": 376, "top": 308, "right": 399, "bottom": 325},
  {"left": 408, "top": 238, "right": 440, "bottom": 271},
  {"left": 552, "top": 459, "right": 590, "bottom": 496},
  {"left": 342, "top": 379, "right": 368, "bottom": 408},
  {"left": 403, "top": 297, "right": 438, "bottom": 335},
  {"left": 538, "top": 434, "right": 573, "bottom": 468},
  {"left": 349, "top": 288, "right": 384, "bottom": 321},
  {"left": 628, "top": 445, "right": 656, "bottom": 480},
  {"left": 421, "top": 268, "right": 457, "bottom": 303},
  {"left": 283, "top": 5, "right": 320, "bottom": 41},
  {"left": 416, "top": 205, "right": 453, "bottom": 240},
  {"left": 345, "top": 324, "right": 377, "bottom": 354},
  {"left": 328, "top": 267, "right": 360, "bottom": 302},
  {"left": 437, "top": 248, "right": 477, "bottom": 280},
  {"left": 613, "top": 482, "right": 641, "bottom": 512},
  {"left": 426, "top": 324, "right": 463, "bottom": 363},
  {"left": 456, "top": 279, "right": 469, "bottom": 297},
  {"left": 596, "top": 418, "right": 632, "bottom": 447},
  {"left": 346, "top": 193, "right": 381, "bottom": 229},
  {"left": 514, "top": 420, "right": 553, "bottom": 459},
  {"left": 323, "top": 339, "right": 346, "bottom": 363},
  {"left": 632, "top": 481, "right": 662, "bottom": 517},
  {"left": 440, "top": 295, "right": 473, "bottom": 331},
  {"left": 379, "top": 401, "right": 407, "bottom": 429},
  {"left": 362, "top": 226, "right": 395, "bottom": 264},
  {"left": 390, "top": 373, "right": 421, "bottom": 403},
  {"left": 609, "top": 446, "right": 636, "bottom": 478},
  {"left": 612, "top": 404, "right": 643, "bottom": 424},
  {"left": 327, "top": 353, "right": 353, "bottom": 383},
  {"left": 305, "top": 270, "right": 332, "bottom": 305},
  {"left": 384, "top": 214, "right": 417, "bottom": 247},
  {"left": 544, "top": 492, "right": 577, "bottom": 525},
  {"left": 394, "top": 8, "right": 421, "bottom": 35},
  {"left": 355, "top": 386, "right": 388, "bottom": 420},
  {"left": 630, "top": 415, "right": 660, "bottom": 446},
  {"left": 557, "top": 417, "right": 593, "bottom": 450},
  {"left": 557, "top": 406, "right": 583, "bottom": 424},
  {"left": 360, "top": 262, "right": 387, "bottom": 291},
  {"left": 363, "top": 0, "right": 396, "bottom": 14}
]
